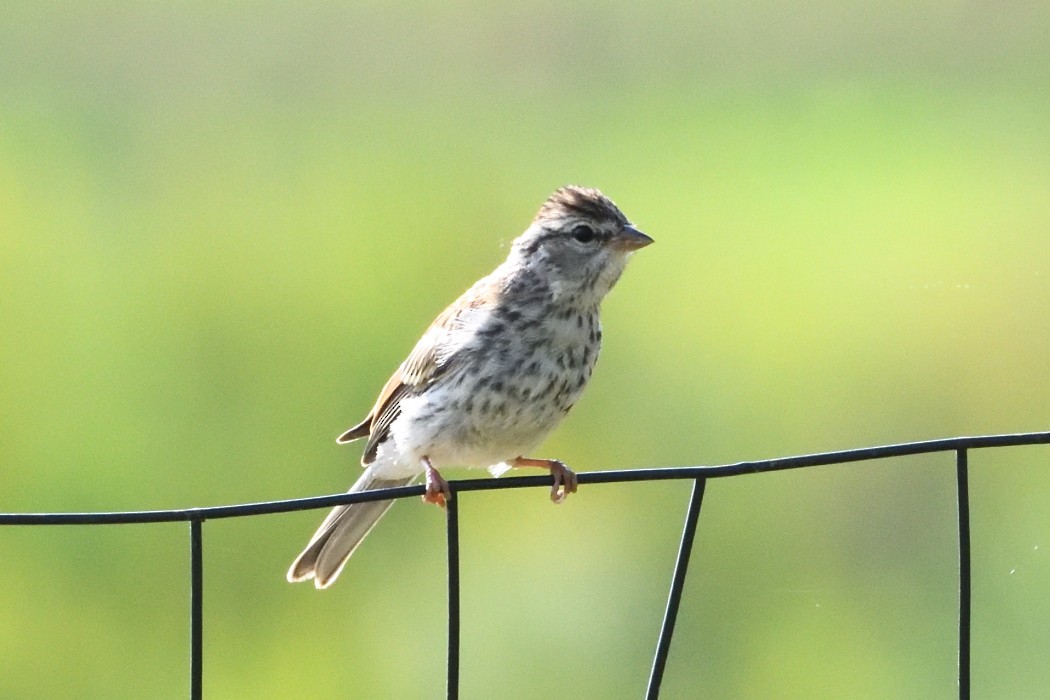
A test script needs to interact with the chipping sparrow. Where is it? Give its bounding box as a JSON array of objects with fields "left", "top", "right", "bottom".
[{"left": 288, "top": 185, "right": 652, "bottom": 588}]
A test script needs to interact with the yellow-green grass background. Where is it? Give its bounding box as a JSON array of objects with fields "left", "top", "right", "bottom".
[{"left": 2, "top": 2, "right": 1049, "bottom": 697}]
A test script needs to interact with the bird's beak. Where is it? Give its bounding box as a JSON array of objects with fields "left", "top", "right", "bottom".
[{"left": 612, "top": 224, "right": 654, "bottom": 251}]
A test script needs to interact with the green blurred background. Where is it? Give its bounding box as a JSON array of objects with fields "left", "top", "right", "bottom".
[{"left": 2, "top": 1, "right": 1049, "bottom": 697}]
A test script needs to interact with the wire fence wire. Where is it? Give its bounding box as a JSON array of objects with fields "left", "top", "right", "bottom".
[{"left": 3, "top": 431, "right": 1050, "bottom": 699}]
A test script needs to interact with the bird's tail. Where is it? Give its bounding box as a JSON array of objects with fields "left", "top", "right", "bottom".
[{"left": 287, "top": 466, "right": 415, "bottom": 589}]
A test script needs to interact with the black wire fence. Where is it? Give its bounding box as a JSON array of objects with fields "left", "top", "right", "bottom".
[{"left": 3, "top": 431, "right": 1050, "bottom": 699}]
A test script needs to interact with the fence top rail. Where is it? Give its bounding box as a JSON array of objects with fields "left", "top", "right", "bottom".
[{"left": 3, "top": 431, "right": 1048, "bottom": 526}]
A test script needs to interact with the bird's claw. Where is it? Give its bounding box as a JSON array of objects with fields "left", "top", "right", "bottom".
[
  {"left": 548, "top": 460, "right": 578, "bottom": 504},
  {"left": 510, "top": 456, "right": 578, "bottom": 503},
  {"left": 422, "top": 458, "right": 451, "bottom": 509}
]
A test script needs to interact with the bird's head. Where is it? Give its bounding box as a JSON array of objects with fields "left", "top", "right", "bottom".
[{"left": 510, "top": 186, "right": 652, "bottom": 304}]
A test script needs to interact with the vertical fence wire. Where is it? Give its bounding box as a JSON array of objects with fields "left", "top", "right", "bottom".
[
  {"left": 446, "top": 489, "right": 461, "bottom": 700},
  {"left": 956, "top": 449, "right": 971, "bottom": 700},
  {"left": 646, "top": 477, "right": 707, "bottom": 700},
  {"left": 190, "top": 518, "right": 204, "bottom": 700}
]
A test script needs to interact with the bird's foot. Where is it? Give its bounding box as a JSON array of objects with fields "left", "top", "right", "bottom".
[
  {"left": 421, "top": 457, "right": 451, "bottom": 508},
  {"left": 510, "top": 456, "right": 578, "bottom": 503}
]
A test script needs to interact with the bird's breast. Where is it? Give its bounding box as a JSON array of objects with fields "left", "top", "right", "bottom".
[{"left": 390, "top": 306, "right": 602, "bottom": 468}]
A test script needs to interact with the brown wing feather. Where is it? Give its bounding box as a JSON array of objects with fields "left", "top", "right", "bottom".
[
  {"left": 359, "top": 371, "right": 412, "bottom": 463},
  {"left": 336, "top": 294, "right": 480, "bottom": 465},
  {"left": 336, "top": 420, "right": 370, "bottom": 444}
]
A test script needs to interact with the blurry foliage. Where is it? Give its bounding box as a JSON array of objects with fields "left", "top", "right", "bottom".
[{"left": 2, "top": 1, "right": 1049, "bottom": 698}]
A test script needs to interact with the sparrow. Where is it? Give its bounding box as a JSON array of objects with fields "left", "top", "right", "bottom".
[{"left": 288, "top": 185, "right": 652, "bottom": 588}]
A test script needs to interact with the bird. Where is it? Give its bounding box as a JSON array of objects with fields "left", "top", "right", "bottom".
[{"left": 287, "top": 185, "right": 652, "bottom": 588}]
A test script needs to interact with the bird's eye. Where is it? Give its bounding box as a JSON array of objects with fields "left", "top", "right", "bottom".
[{"left": 571, "top": 225, "right": 597, "bottom": 244}]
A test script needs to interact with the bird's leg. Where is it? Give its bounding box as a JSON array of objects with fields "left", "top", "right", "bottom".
[
  {"left": 421, "top": 456, "right": 451, "bottom": 508},
  {"left": 509, "top": 456, "right": 578, "bottom": 504}
]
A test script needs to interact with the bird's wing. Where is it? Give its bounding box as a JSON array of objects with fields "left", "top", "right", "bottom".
[{"left": 340, "top": 279, "right": 496, "bottom": 465}]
